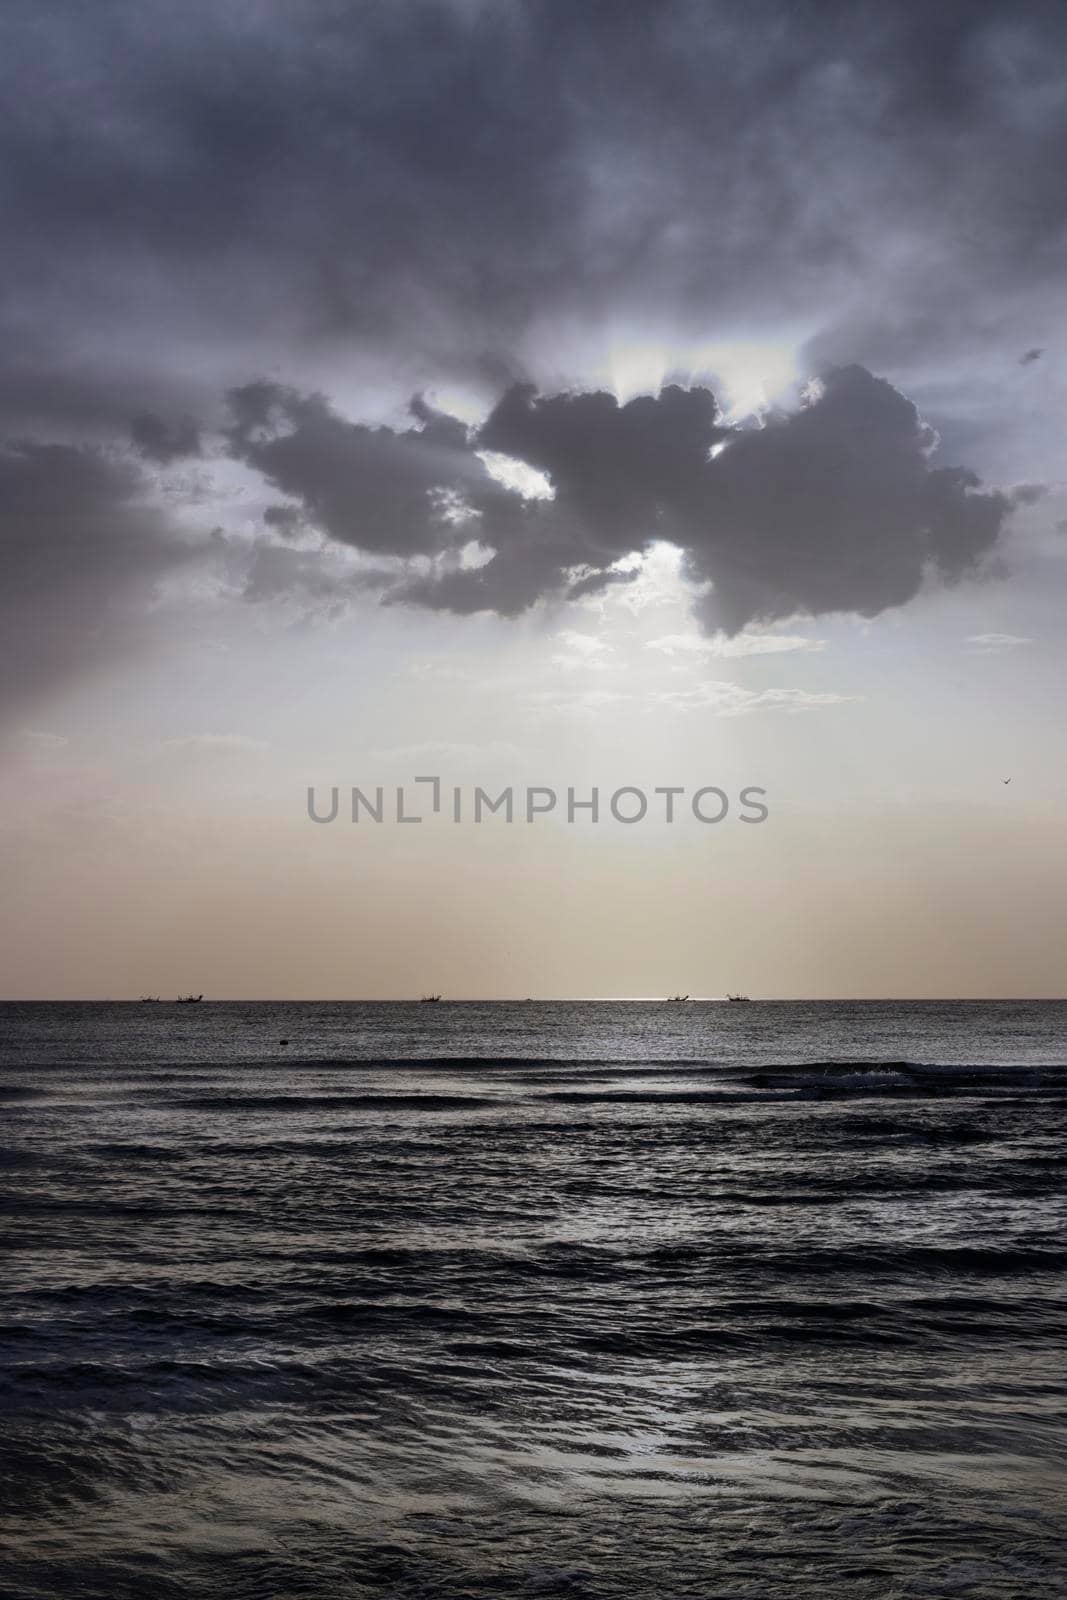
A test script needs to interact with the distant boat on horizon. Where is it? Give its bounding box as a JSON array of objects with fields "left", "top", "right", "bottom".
[
  {"left": 175, "top": 994, "right": 203, "bottom": 1003},
  {"left": 727, "top": 992, "right": 750, "bottom": 1002},
  {"left": 420, "top": 994, "right": 442, "bottom": 1003},
  {"left": 666, "top": 994, "right": 689, "bottom": 1002},
  {"left": 139, "top": 996, "right": 161, "bottom": 1003}
]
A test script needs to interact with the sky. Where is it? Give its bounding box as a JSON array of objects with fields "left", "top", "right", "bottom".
[{"left": 1, "top": 0, "right": 1065, "bottom": 998}]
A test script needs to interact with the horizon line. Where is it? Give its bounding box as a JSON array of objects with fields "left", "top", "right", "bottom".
[{"left": 2, "top": 996, "right": 1065, "bottom": 1005}]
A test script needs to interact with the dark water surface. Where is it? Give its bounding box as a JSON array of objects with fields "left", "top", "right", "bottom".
[{"left": 2, "top": 1000, "right": 1066, "bottom": 1598}]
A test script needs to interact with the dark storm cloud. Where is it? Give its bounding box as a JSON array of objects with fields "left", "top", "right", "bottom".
[
  {"left": 0, "top": 443, "right": 197, "bottom": 713},
  {"left": 224, "top": 383, "right": 488, "bottom": 557},
  {"left": 683, "top": 370, "right": 1013, "bottom": 630},
  {"left": 566, "top": 569, "right": 641, "bottom": 602},
  {"left": 2, "top": 0, "right": 1066, "bottom": 418},
  {"left": 479, "top": 385, "right": 727, "bottom": 553},
  {"left": 130, "top": 412, "right": 202, "bottom": 464},
  {"left": 224, "top": 366, "right": 1012, "bottom": 631},
  {"left": 262, "top": 504, "right": 306, "bottom": 539},
  {"left": 222, "top": 381, "right": 608, "bottom": 617}
]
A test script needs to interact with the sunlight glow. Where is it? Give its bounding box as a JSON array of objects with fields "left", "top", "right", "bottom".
[
  {"left": 476, "top": 450, "right": 555, "bottom": 500},
  {"left": 603, "top": 336, "right": 801, "bottom": 420}
]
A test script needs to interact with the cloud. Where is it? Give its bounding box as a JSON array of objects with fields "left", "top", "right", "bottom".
[
  {"left": 653, "top": 682, "right": 863, "bottom": 716},
  {"left": 224, "top": 384, "right": 484, "bottom": 558},
  {"left": 964, "top": 632, "right": 1032, "bottom": 652},
  {"left": 1007, "top": 483, "right": 1047, "bottom": 508},
  {"left": 157, "top": 733, "right": 269, "bottom": 754},
  {"left": 130, "top": 412, "right": 202, "bottom": 463},
  {"left": 684, "top": 366, "right": 1012, "bottom": 631},
  {"left": 565, "top": 567, "right": 641, "bottom": 602},
  {"left": 222, "top": 365, "right": 1013, "bottom": 632},
  {"left": 222, "top": 382, "right": 614, "bottom": 619},
  {"left": 3, "top": 1, "right": 1066, "bottom": 429},
  {"left": 522, "top": 678, "right": 861, "bottom": 718},
  {"left": 239, "top": 540, "right": 365, "bottom": 613},
  {"left": 646, "top": 632, "right": 827, "bottom": 658},
  {"left": 550, "top": 631, "right": 615, "bottom": 671},
  {"left": 12, "top": 729, "right": 69, "bottom": 749},
  {"left": 0, "top": 441, "right": 198, "bottom": 716},
  {"left": 0, "top": 1, "right": 1060, "bottom": 694},
  {"left": 261, "top": 504, "right": 306, "bottom": 538}
]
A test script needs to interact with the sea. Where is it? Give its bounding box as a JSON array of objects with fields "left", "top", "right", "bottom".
[{"left": 1, "top": 999, "right": 1066, "bottom": 1599}]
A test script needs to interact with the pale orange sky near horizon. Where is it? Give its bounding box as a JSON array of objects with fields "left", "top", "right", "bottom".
[{"left": 3, "top": 542, "right": 1064, "bottom": 1001}]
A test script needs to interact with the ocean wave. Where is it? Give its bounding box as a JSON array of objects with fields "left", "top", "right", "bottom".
[{"left": 174, "top": 1093, "right": 501, "bottom": 1111}]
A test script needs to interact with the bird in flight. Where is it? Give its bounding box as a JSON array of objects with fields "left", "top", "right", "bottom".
[{"left": 1003, "top": 778, "right": 1012, "bottom": 784}]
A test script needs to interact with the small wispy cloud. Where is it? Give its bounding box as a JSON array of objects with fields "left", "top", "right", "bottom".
[
  {"left": 646, "top": 632, "right": 826, "bottom": 658},
  {"left": 550, "top": 630, "right": 614, "bottom": 670},
  {"left": 521, "top": 679, "right": 858, "bottom": 719},
  {"left": 654, "top": 681, "right": 862, "bottom": 717},
  {"left": 476, "top": 450, "right": 554, "bottom": 501},
  {"left": 158, "top": 733, "right": 269, "bottom": 752},
  {"left": 963, "top": 633, "right": 1032, "bottom": 653},
  {"left": 14, "top": 729, "right": 69, "bottom": 748}
]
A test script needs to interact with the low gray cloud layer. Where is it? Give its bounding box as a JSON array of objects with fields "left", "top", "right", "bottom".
[
  {"left": 130, "top": 413, "right": 202, "bottom": 464},
  {"left": 2, "top": 0, "right": 1065, "bottom": 423},
  {"left": 223, "top": 365, "right": 1013, "bottom": 630},
  {"left": 0, "top": 0, "right": 1063, "bottom": 711},
  {"left": 0, "top": 444, "right": 195, "bottom": 713}
]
